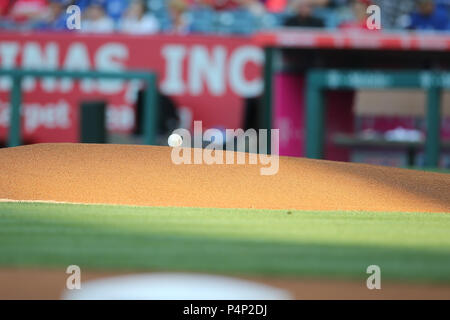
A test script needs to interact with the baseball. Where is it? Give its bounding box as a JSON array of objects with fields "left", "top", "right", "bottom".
[{"left": 168, "top": 133, "right": 183, "bottom": 147}]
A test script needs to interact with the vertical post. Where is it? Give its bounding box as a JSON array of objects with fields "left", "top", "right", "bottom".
[
  {"left": 425, "top": 85, "right": 441, "bottom": 167},
  {"left": 306, "top": 73, "right": 325, "bottom": 159},
  {"left": 9, "top": 75, "right": 22, "bottom": 147},
  {"left": 79, "top": 101, "right": 106, "bottom": 143},
  {"left": 262, "top": 47, "right": 274, "bottom": 154},
  {"left": 143, "top": 73, "right": 158, "bottom": 145}
]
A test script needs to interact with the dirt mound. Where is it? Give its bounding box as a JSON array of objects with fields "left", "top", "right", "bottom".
[{"left": 0, "top": 143, "right": 449, "bottom": 213}]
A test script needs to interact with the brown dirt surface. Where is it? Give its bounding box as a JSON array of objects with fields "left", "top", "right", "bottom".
[
  {"left": 0, "top": 143, "right": 449, "bottom": 213},
  {"left": 1, "top": 268, "right": 450, "bottom": 300}
]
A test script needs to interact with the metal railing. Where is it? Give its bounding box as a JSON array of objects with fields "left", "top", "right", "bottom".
[
  {"left": 0, "top": 69, "right": 158, "bottom": 147},
  {"left": 306, "top": 69, "right": 449, "bottom": 167}
]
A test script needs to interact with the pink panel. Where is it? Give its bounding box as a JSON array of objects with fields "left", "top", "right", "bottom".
[
  {"left": 273, "top": 72, "right": 305, "bottom": 157},
  {"left": 273, "top": 72, "right": 354, "bottom": 161}
]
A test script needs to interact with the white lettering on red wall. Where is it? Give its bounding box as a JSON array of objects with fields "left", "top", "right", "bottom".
[{"left": 0, "top": 33, "right": 263, "bottom": 143}]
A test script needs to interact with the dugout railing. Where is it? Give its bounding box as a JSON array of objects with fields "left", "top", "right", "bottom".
[
  {"left": 0, "top": 69, "right": 158, "bottom": 147},
  {"left": 305, "top": 69, "right": 449, "bottom": 167}
]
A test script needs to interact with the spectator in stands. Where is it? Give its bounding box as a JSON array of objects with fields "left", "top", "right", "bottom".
[
  {"left": 0, "top": 0, "right": 13, "bottom": 29},
  {"left": 81, "top": 0, "right": 114, "bottom": 33},
  {"left": 201, "top": 0, "right": 241, "bottom": 11},
  {"left": 0, "top": 0, "right": 11, "bottom": 16},
  {"left": 339, "top": 0, "right": 372, "bottom": 30},
  {"left": 373, "top": 0, "right": 416, "bottom": 30},
  {"left": 8, "top": 0, "right": 48, "bottom": 23},
  {"left": 34, "top": 0, "right": 69, "bottom": 30},
  {"left": 284, "top": 0, "right": 325, "bottom": 28},
  {"left": 264, "top": 0, "right": 288, "bottom": 13},
  {"left": 105, "top": 0, "right": 129, "bottom": 22},
  {"left": 119, "top": 0, "right": 160, "bottom": 34},
  {"left": 74, "top": 0, "right": 91, "bottom": 11},
  {"left": 241, "top": 0, "right": 266, "bottom": 16},
  {"left": 168, "top": 0, "right": 192, "bottom": 34},
  {"left": 408, "top": 0, "right": 450, "bottom": 31}
]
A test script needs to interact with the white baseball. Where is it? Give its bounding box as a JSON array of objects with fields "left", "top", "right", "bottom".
[{"left": 168, "top": 133, "right": 183, "bottom": 147}]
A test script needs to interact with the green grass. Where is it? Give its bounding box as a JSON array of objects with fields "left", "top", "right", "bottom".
[{"left": 1, "top": 202, "right": 450, "bottom": 284}]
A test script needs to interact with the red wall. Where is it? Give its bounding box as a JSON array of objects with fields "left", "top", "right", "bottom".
[{"left": 0, "top": 32, "right": 263, "bottom": 143}]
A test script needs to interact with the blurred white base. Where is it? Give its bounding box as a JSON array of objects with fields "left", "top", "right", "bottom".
[{"left": 62, "top": 273, "right": 292, "bottom": 300}]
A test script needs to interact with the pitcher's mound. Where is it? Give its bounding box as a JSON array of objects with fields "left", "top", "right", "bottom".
[{"left": 0, "top": 143, "right": 449, "bottom": 213}]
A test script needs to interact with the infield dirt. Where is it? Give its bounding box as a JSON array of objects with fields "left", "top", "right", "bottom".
[
  {"left": 2, "top": 269, "right": 450, "bottom": 300},
  {"left": 0, "top": 143, "right": 449, "bottom": 213}
]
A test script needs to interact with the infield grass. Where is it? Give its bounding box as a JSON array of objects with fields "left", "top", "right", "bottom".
[{"left": 1, "top": 202, "right": 450, "bottom": 284}]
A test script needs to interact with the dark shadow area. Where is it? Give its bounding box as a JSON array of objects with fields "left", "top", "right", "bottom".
[
  {"left": 1, "top": 206, "right": 449, "bottom": 285},
  {"left": 311, "top": 159, "right": 450, "bottom": 211}
]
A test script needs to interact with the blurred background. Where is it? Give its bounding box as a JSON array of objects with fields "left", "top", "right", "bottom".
[
  {"left": 2, "top": 0, "right": 450, "bottom": 33},
  {"left": 1, "top": 0, "right": 450, "bottom": 168}
]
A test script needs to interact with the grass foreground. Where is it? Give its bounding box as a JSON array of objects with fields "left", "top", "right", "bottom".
[{"left": 1, "top": 202, "right": 450, "bottom": 284}]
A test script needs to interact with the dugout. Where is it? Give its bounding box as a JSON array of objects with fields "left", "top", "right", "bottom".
[{"left": 254, "top": 29, "right": 450, "bottom": 167}]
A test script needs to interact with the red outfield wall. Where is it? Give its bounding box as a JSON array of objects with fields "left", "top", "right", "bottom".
[{"left": 0, "top": 32, "right": 263, "bottom": 143}]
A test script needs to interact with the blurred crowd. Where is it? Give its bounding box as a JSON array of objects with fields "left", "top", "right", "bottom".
[{"left": 0, "top": 0, "right": 450, "bottom": 34}]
